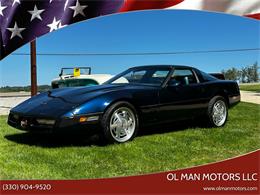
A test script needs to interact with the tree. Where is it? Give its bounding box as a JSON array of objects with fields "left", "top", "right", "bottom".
[
  {"left": 240, "top": 67, "right": 248, "bottom": 83},
  {"left": 222, "top": 67, "right": 239, "bottom": 81},
  {"left": 222, "top": 63, "right": 259, "bottom": 83},
  {"left": 251, "top": 62, "right": 259, "bottom": 82}
]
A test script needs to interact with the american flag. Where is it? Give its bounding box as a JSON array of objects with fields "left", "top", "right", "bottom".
[
  {"left": 166, "top": 0, "right": 260, "bottom": 20},
  {"left": 119, "top": 0, "right": 260, "bottom": 19},
  {"left": 0, "top": 0, "right": 259, "bottom": 60},
  {"left": 0, "top": 0, "right": 125, "bottom": 59}
]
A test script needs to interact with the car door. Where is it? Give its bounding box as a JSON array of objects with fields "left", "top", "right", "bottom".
[
  {"left": 158, "top": 68, "right": 205, "bottom": 123},
  {"left": 136, "top": 69, "right": 171, "bottom": 124}
]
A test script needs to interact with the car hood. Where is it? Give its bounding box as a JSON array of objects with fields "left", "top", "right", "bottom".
[
  {"left": 11, "top": 84, "right": 150, "bottom": 117},
  {"left": 48, "top": 84, "right": 128, "bottom": 103}
]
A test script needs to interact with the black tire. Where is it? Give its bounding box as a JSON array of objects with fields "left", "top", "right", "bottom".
[
  {"left": 101, "top": 101, "right": 139, "bottom": 144},
  {"left": 207, "top": 96, "right": 228, "bottom": 127}
]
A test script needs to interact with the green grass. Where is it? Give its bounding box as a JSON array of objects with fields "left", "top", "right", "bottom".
[
  {"left": 0, "top": 102, "right": 259, "bottom": 180},
  {"left": 239, "top": 84, "right": 260, "bottom": 92}
]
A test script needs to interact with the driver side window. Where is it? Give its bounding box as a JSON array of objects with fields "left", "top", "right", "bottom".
[{"left": 170, "top": 69, "right": 197, "bottom": 86}]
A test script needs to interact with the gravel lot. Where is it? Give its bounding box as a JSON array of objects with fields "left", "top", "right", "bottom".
[{"left": 0, "top": 91, "right": 259, "bottom": 115}]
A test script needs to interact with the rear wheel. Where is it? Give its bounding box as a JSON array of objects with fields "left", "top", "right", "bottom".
[
  {"left": 101, "top": 101, "right": 138, "bottom": 143},
  {"left": 207, "top": 96, "right": 228, "bottom": 127}
]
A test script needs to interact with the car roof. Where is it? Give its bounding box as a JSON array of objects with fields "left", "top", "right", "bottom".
[{"left": 129, "top": 65, "right": 194, "bottom": 69}]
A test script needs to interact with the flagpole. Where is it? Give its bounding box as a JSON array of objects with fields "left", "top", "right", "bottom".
[{"left": 30, "top": 39, "right": 37, "bottom": 97}]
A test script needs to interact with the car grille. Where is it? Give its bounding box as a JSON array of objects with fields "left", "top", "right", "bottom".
[{"left": 8, "top": 113, "right": 55, "bottom": 130}]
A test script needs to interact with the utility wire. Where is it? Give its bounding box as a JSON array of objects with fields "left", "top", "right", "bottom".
[{"left": 11, "top": 48, "right": 260, "bottom": 56}]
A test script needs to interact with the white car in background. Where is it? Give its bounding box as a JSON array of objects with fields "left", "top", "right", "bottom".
[{"left": 51, "top": 67, "right": 113, "bottom": 89}]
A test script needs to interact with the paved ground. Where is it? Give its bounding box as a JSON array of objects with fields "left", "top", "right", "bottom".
[
  {"left": 0, "top": 92, "right": 30, "bottom": 115},
  {"left": 240, "top": 91, "right": 260, "bottom": 105},
  {"left": 0, "top": 91, "right": 259, "bottom": 115}
]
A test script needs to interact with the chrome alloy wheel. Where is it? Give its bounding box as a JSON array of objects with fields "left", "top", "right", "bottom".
[
  {"left": 212, "top": 100, "right": 227, "bottom": 126},
  {"left": 109, "top": 107, "right": 136, "bottom": 142}
]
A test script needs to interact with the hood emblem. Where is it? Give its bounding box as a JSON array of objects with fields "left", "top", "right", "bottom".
[{"left": 20, "top": 119, "right": 28, "bottom": 128}]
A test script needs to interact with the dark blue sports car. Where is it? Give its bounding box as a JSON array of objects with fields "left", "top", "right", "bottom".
[{"left": 8, "top": 65, "right": 240, "bottom": 143}]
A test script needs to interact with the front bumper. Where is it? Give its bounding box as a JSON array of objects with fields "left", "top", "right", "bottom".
[
  {"left": 7, "top": 112, "right": 102, "bottom": 133},
  {"left": 229, "top": 94, "right": 240, "bottom": 107}
]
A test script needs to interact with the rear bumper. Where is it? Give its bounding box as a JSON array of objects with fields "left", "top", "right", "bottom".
[
  {"left": 229, "top": 94, "right": 240, "bottom": 107},
  {"left": 7, "top": 112, "right": 102, "bottom": 133}
]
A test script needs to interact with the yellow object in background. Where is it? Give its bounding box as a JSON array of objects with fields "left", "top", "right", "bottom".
[{"left": 74, "top": 68, "right": 80, "bottom": 77}]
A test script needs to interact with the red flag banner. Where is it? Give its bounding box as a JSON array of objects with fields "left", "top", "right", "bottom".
[{"left": 1, "top": 150, "right": 259, "bottom": 194}]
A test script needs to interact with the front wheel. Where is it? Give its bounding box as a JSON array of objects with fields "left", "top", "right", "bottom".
[
  {"left": 101, "top": 101, "right": 139, "bottom": 143},
  {"left": 207, "top": 96, "right": 228, "bottom": 127}
]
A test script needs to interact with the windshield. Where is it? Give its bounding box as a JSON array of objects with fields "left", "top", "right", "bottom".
[{"left": 105, "top": 67, "right": 171, "bottom": 86}]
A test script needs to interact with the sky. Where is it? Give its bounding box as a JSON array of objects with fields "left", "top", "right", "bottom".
[{"left": 0, "top": 9, "right": 259, "bottom": 86}]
